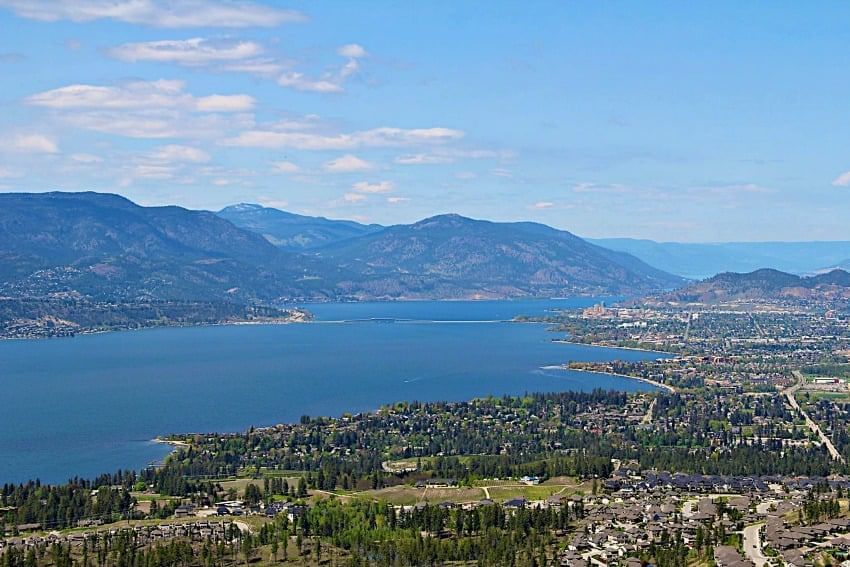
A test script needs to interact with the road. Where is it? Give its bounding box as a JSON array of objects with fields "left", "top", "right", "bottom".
[
  {"left": 784, "top": 371, "right": 844, "bottom": 463},
  {"left": 743, "top": 523, "right": 768, "bottom": 567},
  {"left": 642, "top": 398, "right": 657, "bottom": 425},
  {"left": 234, "top": 520, "right": 253, "bottom": 535}
]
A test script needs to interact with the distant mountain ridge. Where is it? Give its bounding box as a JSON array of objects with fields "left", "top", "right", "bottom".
[
  {"left": 311, "top": 213, "right": 683, "bottom": 299},
  {"left": 589, "top": 238, "right": 850, "bottom": 278},
  {"left": 653, "top": 268, "right": 850, "bottom": 304},
  {"left": 218, "top": 203, "right": 382, "bottom": 250},
  {"left": 0, "top": 192, "right": 319, "bottom": 301},
  {"left": 0, "top": 192, "right": 681, "bottom": 302}
]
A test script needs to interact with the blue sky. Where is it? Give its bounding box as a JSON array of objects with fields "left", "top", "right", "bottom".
[{"left": 0, "top": 1, "right": 848, "bottom": 242}]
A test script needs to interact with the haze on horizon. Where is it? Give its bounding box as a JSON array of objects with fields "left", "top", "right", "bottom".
[{"left": 0, "top": 1, "right": 848, "bottom": 242}]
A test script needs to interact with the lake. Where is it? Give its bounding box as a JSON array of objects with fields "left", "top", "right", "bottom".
[{"left": 0, "top": 298, "right": 664, "bottom": 484}]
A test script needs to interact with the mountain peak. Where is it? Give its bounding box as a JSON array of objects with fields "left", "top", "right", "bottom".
[
  {"left": 412, "top": 213, "right": 481, "bottom": 229},
  {"left": 219, "top": 203, "right": 266, "bottom": 213}
]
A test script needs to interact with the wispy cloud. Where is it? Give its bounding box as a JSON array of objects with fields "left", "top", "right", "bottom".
[
  {"left": 395, "top": 153, "right": 453, "bottom": 165},
  {"left": 352, "top": 180, "right": 393, "bottom": 194},
  {"left": 278, "top": 43, "right": 368, "bottom": 93},
  {"left": 108, "top": 38, "right": 263, "bottom": 66},
  {"left": 147, "top": 144, "right": 210, "bottom": 163},
  {"left": 572, "top": 182, "right": 634, "bottom": 194},
  {"left": 222, "top": 126, "right": 463, "bottom": 150},
  {"left": 270, "top": 161, "right": 299, "bottom": 174},
  {"left": 343, "top": 192, "right": 367, "bottom": 203},
  {"left": 0, "top": 0, "right": 305, "bottom": 28},
  {"left": 28, "top": 80, "right": 254, "bottom": 112},
  {"left": 833, "top": 171, "right": 850, "bottom": 187},
  {"left": 4, "top": 133, "right": 58, "bottom": 153},
  {"left": 395, "top": 148, "right": 514, "bottom": 165},
  {"left": 27, "top": 80, "right": 255, "bottom": 139},
  {"left": 69, "top": 153, "right": 103, "bottom": 163},
  {"left": 528, "top": 201, "right": 554, "bottom": 210}
]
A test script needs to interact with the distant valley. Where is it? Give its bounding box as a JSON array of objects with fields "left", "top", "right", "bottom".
[{"left": 217, "top": 203, "right": 382, "bottom": 251}]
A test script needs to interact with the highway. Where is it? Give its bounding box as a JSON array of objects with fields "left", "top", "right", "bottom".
[{"left": 784, "top": 371, "right": 844, "bottom": 463}]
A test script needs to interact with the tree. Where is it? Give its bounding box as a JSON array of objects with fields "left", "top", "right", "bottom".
[{"left": 242, "top": 533, "right": 256, "bottom": 566}]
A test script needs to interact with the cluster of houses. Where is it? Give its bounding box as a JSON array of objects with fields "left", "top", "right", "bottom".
[
  {"left": 562, "top": 494, "right": 750, "bottom": 561},
  {"left": 605, "top": 468, "right": 850, "bottom": 495},
  {"left": 0, "top": 521, "right": 237, "bottom": 556},
  {"left": 605, "top": 469, "right": 771, "bottom": 493},
  {"left": 265, "top": 501, "right": 308, "bottom": 522},
  {"left": 765, "top": 516, "right": 850, "bottom": 566}
]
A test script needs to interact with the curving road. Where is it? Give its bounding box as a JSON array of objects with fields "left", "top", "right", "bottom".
[{"left": 743, "top": 523, "right": 768, "bottom": 567}]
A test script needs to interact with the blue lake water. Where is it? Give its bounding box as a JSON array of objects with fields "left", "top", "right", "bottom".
[{"left": 0, "top": 299, "right": 662, "bottom": 484}]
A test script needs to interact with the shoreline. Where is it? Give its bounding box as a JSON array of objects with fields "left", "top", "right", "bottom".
[
  {"left": 149, "top": 438, "right": 190, "bottom": 467},
  {"left": 0, "top": 316, "right": 310, "bottom": 342},
  {"left": 548, "top": 366, "right": 676, "bottom": 393},
  {"left": 551, "top": 338, "right": 672, "bottom": 356}
]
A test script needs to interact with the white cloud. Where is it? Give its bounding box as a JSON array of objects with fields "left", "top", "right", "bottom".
[
  {"left": 490, "top": 168, "right": 512, "bottom": 178},
  {"left": 278, "top": 73, "right": 343, "bottom": 93},
  {"left": 0, "top": 166, "right": 19, "bottom": 177},
  {"left": 352, "top": 180, "right": 393, "bottom": 194},
  {"left": 271, "top": 161, "right": 299, "bottom": 174},
  {"left": 343, "top": 192, "right": 366, "bottom": 203},
  {"left": 832, "top": 171, "right": 850, "bottom": 187},
  {"left": 222, "top": 126, "right": 463, "bottom": 150},
  {"left": 109, "top": 37, "right": 263, "bottom": 66},
  {"left": 27, "top": 80, "right": 255, "bottom": 139},
  {"left": 529, "top": 201, "right": 554, "bottom": 210},
  {"left": 337, "top": 44, "right": 367, "bottom": 58},
  {"left": 222, "top": 59, "right": 286, "bottom": 76},
  {"left": 0, "top": 0, "right": 305, "bottom": 28},
  {"left": 28, "top": 80, "right": 254, "bottom": 112},
  {"left": 387, "top": 196, "right": 409, "bottom": 204},
  {"left": 323, "top": 154, "right": 374, "bottom": 172},
  {"left": 148, "top": 144, "right": 210, "bottom": 163},
  {"left": 7, "top": 133, "right": 58, "bottom": 153},
  {"left": 195, "top": 94, "right": 254, "bottom": 112}
]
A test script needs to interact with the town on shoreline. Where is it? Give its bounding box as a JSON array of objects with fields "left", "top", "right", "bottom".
[{"left": 3, "top": 296, "right": 850, "bottom": 566}]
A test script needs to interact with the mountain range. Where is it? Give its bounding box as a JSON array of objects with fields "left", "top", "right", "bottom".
[
  {"left": 652, "top": 268, "right": 850, "bottom": 304},
  {"left": 0, "top": 192, "right": 681, "bottom": 302},
  {"left": 589, "top": 238, "right": 850, "bottom": 279}
]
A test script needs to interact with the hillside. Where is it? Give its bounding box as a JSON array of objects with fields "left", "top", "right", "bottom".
[
  {"left": 0, "top": 193, "right": 683, "bottom": 304},
  {"left": 0, "top": 192, "right": 324, "bottom": 302},
  {"left": 313, "top": 214, "right": 683, "bottom": 299},
  {"left": 218, "top": 203, "right": 382, "bottom": 250},
  {"left": 589, "top": 238, "right": 850, "bottom": 278},
  {"left": 654, "top": 268, "right": 850, "bottom": 304}
]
